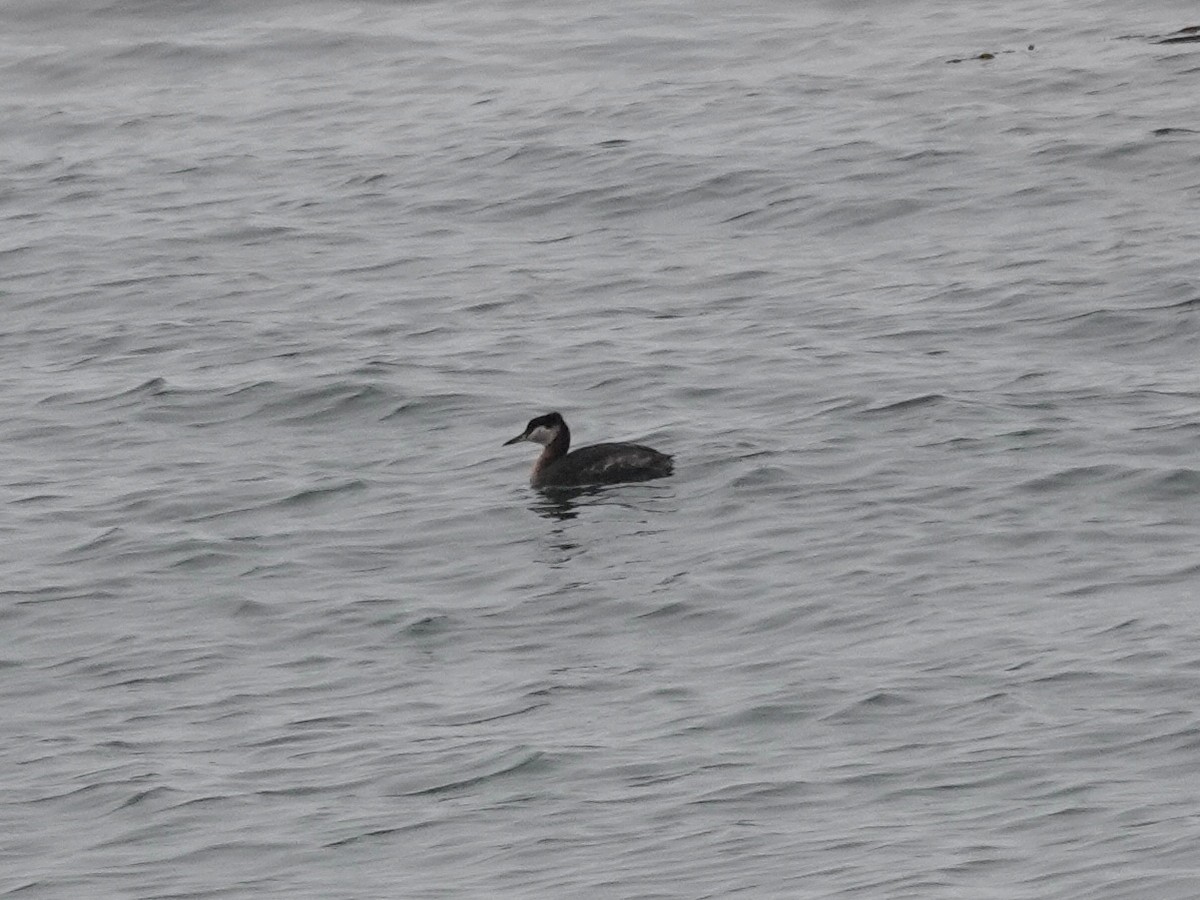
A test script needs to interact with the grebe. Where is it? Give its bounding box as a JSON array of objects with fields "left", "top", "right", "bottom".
[{"left": 503, "top": 412, "right": 673, "bottom": 488}]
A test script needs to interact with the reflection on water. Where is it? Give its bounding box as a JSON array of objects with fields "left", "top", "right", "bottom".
[
  {"left": 528, "top": 485, "right": 604, "bottom": 521},
  {"left": 527, "top": 483, "right": 679, "bottom": 523}
]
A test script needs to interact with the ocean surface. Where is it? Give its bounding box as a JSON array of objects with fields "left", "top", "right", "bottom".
[{"left": 5, "top": 0, "right": 1200, "bottom": 896}]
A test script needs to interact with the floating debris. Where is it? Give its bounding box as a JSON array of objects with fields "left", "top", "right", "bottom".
[{"left": 946, "top": 46, "right": 1032, "bottom": 64}]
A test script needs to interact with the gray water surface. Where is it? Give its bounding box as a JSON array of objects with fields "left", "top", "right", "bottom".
[{"left": 5, "top": 0, "right": 1200, "bottom": 896}]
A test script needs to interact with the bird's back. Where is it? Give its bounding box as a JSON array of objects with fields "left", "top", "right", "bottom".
[{"left": 535, "top": 442, "right": 674, "bottom": 488}]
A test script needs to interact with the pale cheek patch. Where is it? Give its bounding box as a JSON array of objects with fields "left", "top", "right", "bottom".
[{"left": 527, "top": 425, "right": 555, "bottom": 445}]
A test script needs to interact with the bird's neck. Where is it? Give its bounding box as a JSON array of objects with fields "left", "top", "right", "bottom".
[{"left": 532, "top": 428, "right": 570, "bottom": 482}]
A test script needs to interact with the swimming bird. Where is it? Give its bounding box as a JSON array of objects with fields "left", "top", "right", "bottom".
[{"left": 503, "top": 412, "right": 673, "bottom": 488}]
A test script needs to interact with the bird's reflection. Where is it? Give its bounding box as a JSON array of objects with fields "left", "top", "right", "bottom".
[
  {"left": 528, "top": 485, "right": 604, "bottom": 521},
  {"left": 523, "top": 483, "right": 677, "bottom": 568}
]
